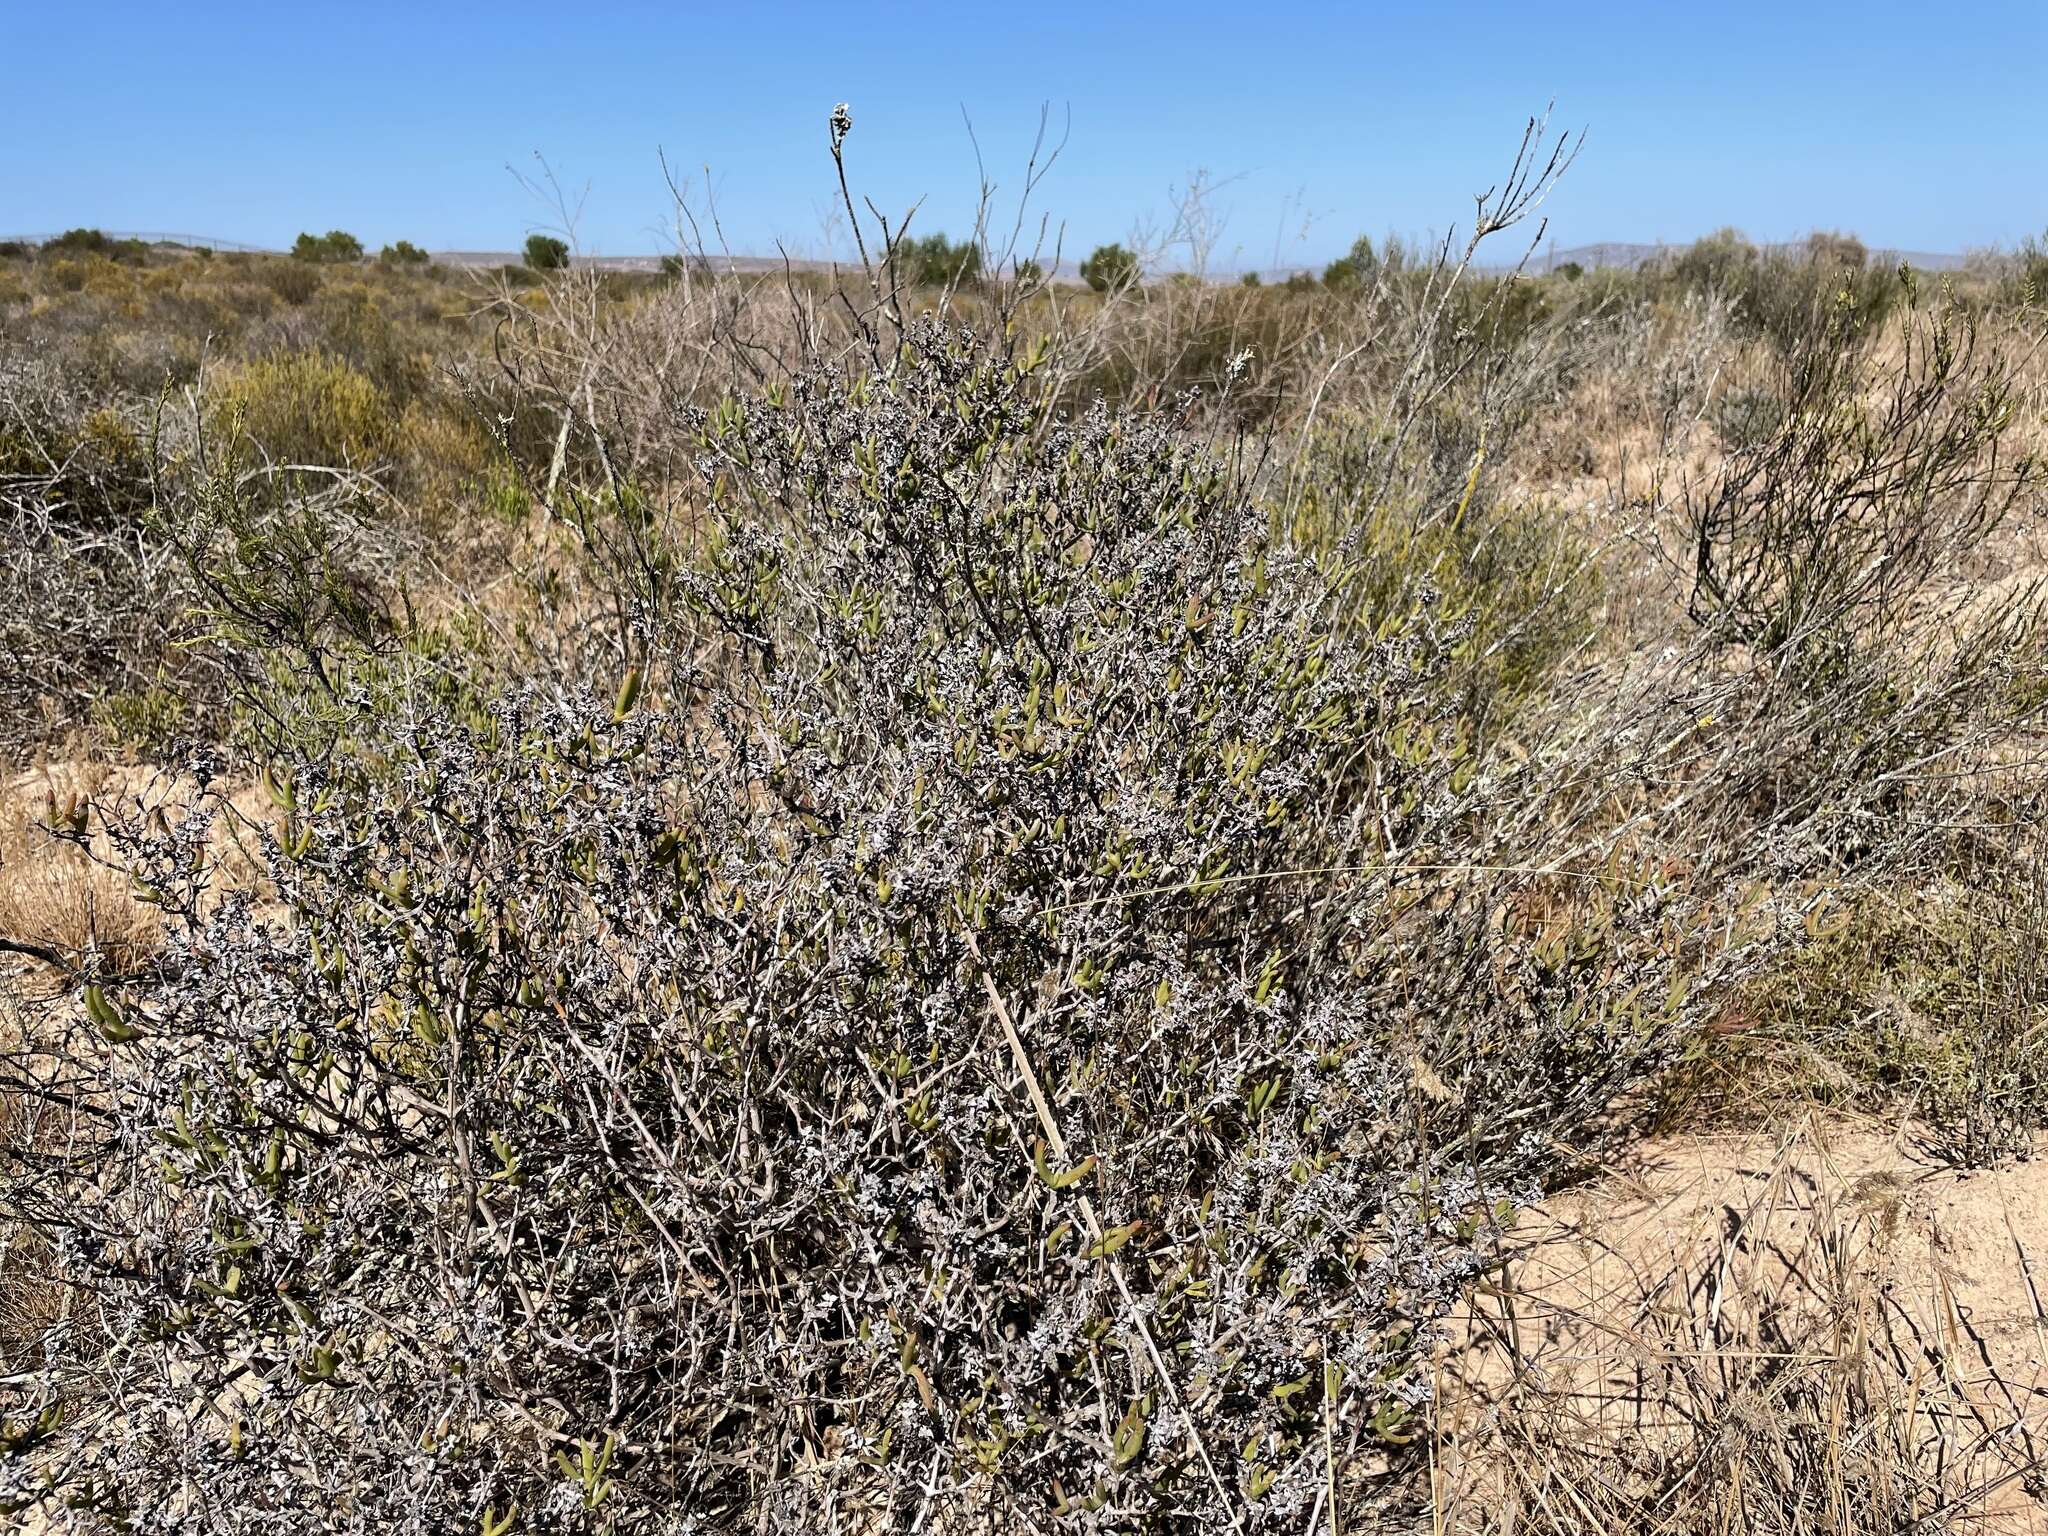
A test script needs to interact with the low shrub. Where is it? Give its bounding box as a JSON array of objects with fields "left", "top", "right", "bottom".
[
  {"left": 1685, "top": 278, "right": 2040, "bottom": 650},
  {"left": 214, "top": 351, "right": 394, "bottom": 468},
  {"left": 4, "top": 322, "right": 1770, "bottom": 1531},
  {"left": 262, "top": 259, "right": 321, "bottom": 305},
  {"left": 1668, "top": 862, "right": 2048, "bottom": 1166}
]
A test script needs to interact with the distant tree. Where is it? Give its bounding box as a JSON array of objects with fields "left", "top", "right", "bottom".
[
  {"left": 1555, "top": 260, "right": 1585, "bottom": 281},
  {"left": 896, "top": 232, "right": 981, "bottom": 288},
  {"left": 1668, "top": 227, "right": 1756, "bottom": 292},
  {"left": 292, "top": 229, "right": 364, "bottom": 264},
  {"left": 1080, "top": 242, "right": 1139, "bottom": 293},
  {"left": 378, "top": 240, "right": 430, "bottom": 266},
  {"left": 41, "top": 228, "right": 150, "bottom": 261},
  {"left": 46, "top": 228, "right": 115, "bottom": 257},
  {"left": 1239, "top": 270, "right": 1262, "bottom": 287},
  {"left": 1283, "top": 271, "right": 1318, "bottom": 293},
  {"left": 524, "top": 234, "right": 570, "bottom": 271},
  {"left": 2020, "top": 232, "right": 2048, "bottom": 303},
  {"left": 1805, "top": 230, "right": 1868, "bottom": 270},
  {"left": 1322, "top": 234, "right": 1378, "bottom": 291}
]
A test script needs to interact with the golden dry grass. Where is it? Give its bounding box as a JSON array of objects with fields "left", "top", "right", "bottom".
[{"left": 0, "top": 764, "right": 161, "bottom": 979}]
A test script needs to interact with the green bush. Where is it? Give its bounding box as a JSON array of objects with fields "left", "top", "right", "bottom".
[
  {"left": 1804, "top": 230, "right": 1868, "bottom": 270},
  {"left": 377, "top": 239, "right": 430, "bottom": 266},
  {"left": 42, "top": 228, "right": 145, "bottom": 260},
  {"left": 291, "top": 229, "right": 364, "bottom": 264},
  {"left": 215, "top": 351, "right": 394, "bottom": 467},
  {"left": 1708, "top": 873, "right": 2048, "bottom": 1166},
  {"left": 523, "top": 233, "right": 569, "bottom": 271},
  {"left": 1080, "top": 241, "right": 1140, "bottom": 293},
  {"left": 1667, "top": 226, "right": 1759, "bottom": 293},
  {"left": 896, "top": 230, "right": 980, "bottom": 287},
  {"left": 1322, "top": 233, "right": 1378, "bottom": 290},
  {"left": 263, "top": 258, "right": 322, "bottom": 304}
]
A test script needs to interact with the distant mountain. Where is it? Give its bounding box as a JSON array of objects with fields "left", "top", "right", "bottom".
[{"left": 1513, "top": 241, "right": 1973, "bottom": 275}]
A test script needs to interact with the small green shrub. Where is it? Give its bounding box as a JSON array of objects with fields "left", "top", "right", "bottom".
[
  {"left": 1667, "top": 226, "right": 1758, "bottom": 294},
  {"left": 1708, "top": 871, "right": 2048, "bottom": 1165},
  {"left": 262, "top": 258, "right": 321, "bottom": 304},
  {"left": 377, "top": 239, "right": 430, "bottom": 266},
  {"left": 215, "top": 351, "right": 393, "bottom": 467},
  {"left": 90, "top": 681, "right": 188, "bottom": 758}
]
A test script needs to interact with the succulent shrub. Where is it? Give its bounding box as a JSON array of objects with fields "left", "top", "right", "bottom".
[{"left": 1, "top": 321, "right": 1776, "bottom": 1532}]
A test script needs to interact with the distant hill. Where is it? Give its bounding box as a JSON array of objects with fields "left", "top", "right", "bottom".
[{"left": 1515, "top": 241, "right": 1973, "bottom": 275}]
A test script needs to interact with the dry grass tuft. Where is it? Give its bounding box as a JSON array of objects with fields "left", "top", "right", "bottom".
[
  {"left": 0, "top": 765, "right": 161, "bottom": 978},
  {"left": 1435, "top": 1120, "right": 2048, "bottom": 1533}
]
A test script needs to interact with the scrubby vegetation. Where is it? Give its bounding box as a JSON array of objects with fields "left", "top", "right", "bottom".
[
  {"left": 290, "top": 230, "right": 366, "bottom": 265},
  {"left": 3, "top": 118, "right": 2048, "bottom": 1532}
]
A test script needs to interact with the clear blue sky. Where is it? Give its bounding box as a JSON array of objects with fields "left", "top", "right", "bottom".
[{"left": 6, "top": 1, "right": 2043, "bottom": 266}]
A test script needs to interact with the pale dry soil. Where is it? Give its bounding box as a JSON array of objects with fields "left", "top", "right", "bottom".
[{"left": 1436, "top": 1119, "right": 2048, "bottom": 1529}]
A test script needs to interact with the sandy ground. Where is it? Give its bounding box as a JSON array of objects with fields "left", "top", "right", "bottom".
[{"left": 1435, "top": 1118, "right": 2048, "bottom": 1529}]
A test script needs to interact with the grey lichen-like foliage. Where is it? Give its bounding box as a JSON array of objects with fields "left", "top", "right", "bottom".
[{"left": 5, "top": 325, "right": 1798, "bottom": 1532}]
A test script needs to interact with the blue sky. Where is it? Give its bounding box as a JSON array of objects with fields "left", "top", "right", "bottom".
[{"left": 6, "top": 1, "right": 2044, "bottom": 266}]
